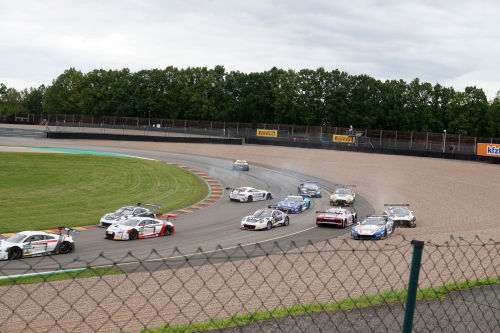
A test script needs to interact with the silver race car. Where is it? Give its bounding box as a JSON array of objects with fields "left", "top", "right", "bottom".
[
  {"left": 0, "top": 228, "right": 77, "bottom": 260},
  {"left": 105, "top": 216, "right": 174, "bottom": 240},
  {"left": 99, "top": 203, "right": 161, "bottom": 227},
  {"left": 227, "top": 187, "right": 272, "bottom": 202},
  {"left": 240, "top": 208, "right": 289, "bottom": 230},
  {"left": 383, "top": 204, "right": 416, "bottom": 227}
]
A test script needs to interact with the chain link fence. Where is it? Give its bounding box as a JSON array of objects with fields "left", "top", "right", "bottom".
[
  {"left": 0, "top": 236, "right": 498, "bottom": 332},
  {"left": 4, "top": 113, "right": 500, "bottom": 155}
]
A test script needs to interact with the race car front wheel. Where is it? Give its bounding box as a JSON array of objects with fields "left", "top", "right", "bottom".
[
  {"left": 129, "top": 229, "right": 139, "bottom": 240},
  {"left": 8, "top": 247, "right": 22, "bottom": 260},
  {"left": 284, "top": 217, "right": 289, "bottom": 226},
  {"left": 247, "top": 196, "right": 253, "bottom": 202},
  {"left": 266, "top": 193, "right": 272, "bottom": 200},
  {"left": 59, "top": 242, "right": 73, "bottom": 254},
  {"left": 266, "top": 221, "right": 272, "bottom": 230}
]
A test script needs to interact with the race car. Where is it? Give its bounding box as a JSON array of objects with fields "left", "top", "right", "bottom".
[
  {"left": 232, "top": 160, "right": 249, "bottom": 171},
  {"left": 330, "top": 187, "right": 356, "bottom": 206},
  {"left": 351, "top": 215, "right": 395, "bottom": 240},
  {"left": 105, "top": 216, "right": 174, "bottom": 240},
  {"left": 0, "top": 228, "right": 77, "bottom": 260},
  {"left": 316, "top": 207, "right": 357, "bottom": 228},
  {"left": 227, "top": 187, "right": 272, "bottom": 202},
  {"left": 99, "top": 203, "right": 161, "bottom": 227},
  {"left": 383, "top": 204, "right": 416, "bottom": 227},
  {"left": 241, "top": 208, "right": 289, "bottom": 230},
  {"left": 274, "top": 195, "right": 310, "bottom": 213},
  {"left": 298, "top": 181, "right": 322, "bottom": 198}
]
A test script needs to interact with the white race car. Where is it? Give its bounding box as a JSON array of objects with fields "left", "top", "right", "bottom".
[
  {"left": 241, "top": 208, "right": 289, "bottom": 230},
  {"left": 99, "top": 203, "right": 160, "bottom": 227},
  {"left": 384, "top": 204, "right": 416, "bottom": 227},
  {"left": 0, "top": 228, "right": 77, "bottom": 260},
  {"left": 227, "top": 187, "right": 272, "bottom": 202},
  {"left": 105, "top": 217, "right": 174, "bottom": 240},
  {"left": 330, "top": 187, "right": 356, "bottom": 206}
]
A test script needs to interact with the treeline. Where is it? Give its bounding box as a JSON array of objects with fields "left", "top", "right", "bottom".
[{"left": 1, "top": 66, "right": 499, "bottom": 136}]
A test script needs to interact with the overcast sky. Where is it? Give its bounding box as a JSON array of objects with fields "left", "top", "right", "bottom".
[{"left": 1, "top": 0, "right": 499, "bottom": 99}]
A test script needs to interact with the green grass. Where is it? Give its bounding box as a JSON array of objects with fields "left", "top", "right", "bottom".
[
  {"left": 0, "top": 152, "right": 208, "bottom": 233},
  {"left": 142, "top": 276, "right": 500, "bottom": 333},
  {"left": 0, "top": 267, "right": 125, "bottom": 286}
]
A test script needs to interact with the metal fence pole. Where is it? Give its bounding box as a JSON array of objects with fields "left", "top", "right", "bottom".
[
  {"left": 426, "top": 132, "right": 428, "bottom": 150},
  {"left": 474, "top": 137, "right": 477, "bottom": 154},
  {"left": 458, "top": 134, "right": 461, "bottom": 152},
  {"left": 402, "top": 239, "right": 425, "bottom": 333},
  {"left": 380, "top": 130, "right": 382, "bottom": 146},
  {"left": 410, "top": 132, "right": 413, "bottom": 149}
]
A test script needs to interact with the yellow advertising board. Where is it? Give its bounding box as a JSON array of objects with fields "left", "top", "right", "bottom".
[
  {"left": 333, "top": 135, "right": 355, "bottom": 143},
  {"left": 256, "top": 129, "right": 278, "bottom": 138},
  {"left": 477, "top": 143, "right": 500, "bottom": 157}
]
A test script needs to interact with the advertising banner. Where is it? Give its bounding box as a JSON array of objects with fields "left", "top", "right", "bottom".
[
  {"left": 256, "top": 129, "right": 278, "bottom": 138},
  {"left": 477, "top": 143, "right": 500, "bottom": 157},
  {"left": 333, "top": 135, "right": 355, "bottom": 143}
]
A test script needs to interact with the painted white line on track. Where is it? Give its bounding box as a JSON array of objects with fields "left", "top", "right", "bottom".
[{"left": 0, "top": 226, "right": 319, "bottom": 278}]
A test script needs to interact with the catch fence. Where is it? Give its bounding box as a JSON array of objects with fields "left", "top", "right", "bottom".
[
  {"left": 0, "top": 236, "right": 498, "bottom": 332},
  {"left": 4, "top": 113, "right": 500, "bottom": 155}
]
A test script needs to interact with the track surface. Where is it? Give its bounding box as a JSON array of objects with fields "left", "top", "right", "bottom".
[{"left": 0, "top": 137, "right": 373, "bottom": 274}]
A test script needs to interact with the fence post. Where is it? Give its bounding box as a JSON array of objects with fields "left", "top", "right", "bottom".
[
  {"left": 410, "top": 132, "right": 413, "bottom": 149},
  {"left": 426, "top": 132, "right": 428, "bottom": 150},
  {"left": 474, "top": 137, "right": 476, "bottom": 154},
  {"left": 402, "top": 239, "right": 425, "bottom": 333},
  {"left": 380, "top": 130, "right": 382, "bottom": 146},
  {"left": 458, "top": 134, "right": 461, "bottom": 152},
  {"left": 395, "top": 130, "right": 398, "bottom": 147}
]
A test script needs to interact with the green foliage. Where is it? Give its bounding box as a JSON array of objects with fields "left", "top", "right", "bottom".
[
  {"left": 0, "top": 153, "right": 207, "bottom": 233},
  {"left": 2, "top": 66, "right": 498, "bottom": 136},
  {"left": 0, "top": 267, "right": 125, "bottom": 287}
]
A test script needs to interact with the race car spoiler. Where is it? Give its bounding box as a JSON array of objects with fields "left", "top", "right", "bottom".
[
  {"left": 57, "top": 227, "right": 80, "bottom": 235},
  {"left": 156, "top": 214, "right": 177, "bottom": 221},
  {"left": 267, "top": 205, "right": 280, "bottom": 209},
  {"left": 384, "top": 203, "right": 410, "bottom": 206},
  {"left": 316, "top": 210, "right": 343, "bottom": 215},
  {"left": 137, "top": 203, "right": 162, "bottom": 210},
  {"left": 366, "top": 214, "right": 390, "bottom": 218}
]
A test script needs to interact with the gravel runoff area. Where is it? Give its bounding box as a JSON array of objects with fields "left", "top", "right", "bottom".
[{"left": 0, "top": 138, "right": 499, "bottom": 332}]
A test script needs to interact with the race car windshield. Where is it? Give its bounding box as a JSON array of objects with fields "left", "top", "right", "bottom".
[
  {"left": 284, "top": 197, "right": 302, "bottom": 202},
  {"left": 362, "top": 218, "right": 385, "bottom": 226},
  {"left": 120, "top": 219, "right": 140, "bottom": 227},
  {"left": 390, "top": 207, "right": 409, "bottom": 215},
  {"left": 253, "top": 210, "right": 272, "bottom": 218},
  {"left": 6, "top": 233, "right": 27, "bottom": 243},
  {"left": 304, "top": 183, "right": 318, "bottom": 190},
  {"left": 115, "top": 208, "right": 134, "bottom": 215},
  {"left": 335, "top": 189, "right": 351, "bottom": 195}
]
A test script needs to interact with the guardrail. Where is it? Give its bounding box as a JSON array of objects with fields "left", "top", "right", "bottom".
[{"left": 0, "top": 236, "right": 497, "bottom": 332}]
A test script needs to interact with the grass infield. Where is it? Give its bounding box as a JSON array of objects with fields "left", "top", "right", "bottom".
[
  {"left": 0, "top": 152, "right": 208, "bottom": 233},
  {"left": 0, "top": 267, "right": 125, "bottom": 287}
]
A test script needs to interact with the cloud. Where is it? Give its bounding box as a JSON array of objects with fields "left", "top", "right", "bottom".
[{"left": 0, "top": 0, "right": 499, "bottom": 99}]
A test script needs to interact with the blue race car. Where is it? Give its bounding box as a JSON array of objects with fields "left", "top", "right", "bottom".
[
  {"left": 351, "top": 215, "right": 395, "bottom": 240},
  {"left": 274, "top": 195, "right": 310, "bottom": 214}
]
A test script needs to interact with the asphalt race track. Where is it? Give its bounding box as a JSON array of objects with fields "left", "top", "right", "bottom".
[{"left": 0, "top": 137, "right": 374, "bottom": 275}]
